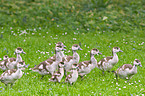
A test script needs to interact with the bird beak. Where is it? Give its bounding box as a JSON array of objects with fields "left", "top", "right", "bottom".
[
  {"left": 98, "top": 52, "right": 102, "bottom": 55},
  {"left": 119, "top": 50, "right": 123, "bottom": 52},
  {"left": 139, "top": 64, "right": 142, "bottom": 67},
  {"left": 22, "top": 51, "right": 26, "bottom": 54},
  {"left": 63, "top": 48, "right": 66, "bottom": 51},
  {"left": 25, "top": 64, "right": 29, "bottom": 68},
  {"left": 79, "top": 48, "right": 83, "bottom": 50}
]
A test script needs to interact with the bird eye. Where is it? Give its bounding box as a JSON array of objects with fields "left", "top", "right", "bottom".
[{"left": 136, "top": 60, "right": 139, "bottom": 63}]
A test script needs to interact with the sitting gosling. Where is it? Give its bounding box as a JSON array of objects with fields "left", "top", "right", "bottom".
[
  {"left": 115, "top": 59, "right": 142, "bottom": 82},
  {"left": 0, "top": 61, "right": 26, "bottom": 87}
]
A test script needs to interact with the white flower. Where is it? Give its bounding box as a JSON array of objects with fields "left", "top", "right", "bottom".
[
  {"left": 103, "top": 16, "right": 108, "bottom": 20},
  {"left": 123, "top": 86, "right": 126, "bottom": 88},
  {"left": 73, "top": 38, "right": 76, "bottom": 40}
]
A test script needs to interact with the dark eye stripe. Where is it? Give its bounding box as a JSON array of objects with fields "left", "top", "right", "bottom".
[
  {"left": 114, "top": 47, "right": 119, "bottom": 49},
  {"left": 73, "top": 44, "right": 78, "bottom": 47},
  {"left": 17, "top": 47, "right": 22, "bottom": 51},
  {"left": 135, "top": 60, "right": 140, "bottom": 63}
]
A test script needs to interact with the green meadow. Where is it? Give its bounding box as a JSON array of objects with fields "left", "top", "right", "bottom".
[{"left": 0, "top": 0, "right": 145, "bottom": 95}]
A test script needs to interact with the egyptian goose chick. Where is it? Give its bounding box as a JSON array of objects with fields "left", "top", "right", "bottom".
[
  {"left": 65, "top": 63, "right": 79, "bottom": 85},
  {"left": 0, "top": 64, "right": 6, "bottom": 71},
  {"left": 115, "top": 59, "right": 142, "bottom": 82},
  {"left": 49, "top": 62, "right": 65, "bottom": 83},
  {"left": 0, "top": 55, "right": 9, "bottom": 71},
  {"left": 0, "top": 61, "right": 26, "bottom": 87},
  {"left": 49, "top": 42, "right": 66, "bottom": 61},
  {"left": 31, "top": 45, "right": 65, "bottom": 79},
  {"left": 30, "top": 60, "right": 51, "bottom": 79},
  {"left": 64, "top": 44, "right": 82, "bottom": 76},
  {"left": 97, "top": 47, "right": 123, "bottom": 73},
  {"left": 5, "top": 47, "right": 26, "bottom": 70},
  {"left": 3, "top": 55, "right": 9, "bottom": 60},
  {"left": 78, "top": 48, "right": 102, "bottom": 80},
  {"left": 56, "top": 42, "right": 66, "bottom": 58}
]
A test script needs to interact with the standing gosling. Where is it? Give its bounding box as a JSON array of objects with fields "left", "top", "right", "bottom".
[
  {"left": 64, "top": 44, "right": 82, "bottom": 76},
  {"left": 65, "top": 63, "right": 79, "bottom": 85},
  {"left": 56, "top": 42, "right": 66, "bottom": 58},
  {"left": 49, "top": 62, "right": 65, "bottom": 83},
  {"left": 78, "top": 48, "right": 102, "bottom": 80},
  {"left": 31, "top": 45, "right": 65, "bottom": 79},
  {"left": 97, "top": 47, "right": 123, "bottom": 73},
  {"left": 5, "top": 47, "right": 26, "bottom": 70},
  {"left": 0, "top": 55, "right": 9, "bottom": 71},
  {"left": 49, "top": 42, "right": 66, "bottom": 62},
  {"left": 115, "top": 59, "right": 142, "bottom": 82},
  {"left": 0, "top": 61, "right": 26, "bottom": 87}
]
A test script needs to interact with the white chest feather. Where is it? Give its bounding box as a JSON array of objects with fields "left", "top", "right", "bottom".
[
  {"left": 57, "top": 68, "right": 64, "bottom": 82},
  {"left": 69, "top": 70, "right": 78, "bottom": 83},
  {"left": 73, "top": 52, "right": 80, "bottom": 63},
  {"left": 109, "top": 54, "right": 118, "bottom": 65}
]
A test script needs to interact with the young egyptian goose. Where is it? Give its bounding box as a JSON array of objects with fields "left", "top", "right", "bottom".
[
  {"left": 3, "top": 55, "right": 9, "bottom": 60},
  {"left": 31, "top": 45, "right": 65, "bottom": 79},
  {"left": 97, "top": 47, "right": 123, "bottom": 73},
  {"left": 5, "top": 47, "right": 26, "bottom": 70},
  {"left": 78, "top": 48, "right": 102, "bottom": 80},
  {"left": 0, "top": 55, "right": 9, "bottom": 71},
  {"left": 49, "top": 62, "right": 64, "bottom": 83},
  {"left": 0, "top": 64, "right": 6, "bottom": 71},
  {"left": 65, "top": 63, "right": 79, "bottom": 85},
  {"left": 49, "top": 42, "right": 66, "bottom": 60},
  {"left": 115, "top": 59, "right": 142, "bottom": 82},
  {"left": 64, "top": 44, "right": 82, "bottom": 75},
  {"left": 56, "top": 42, "right": 66, "bottom": 58},
  {"left": 0, "top": 61, "right": 26, "bottom": 87}
]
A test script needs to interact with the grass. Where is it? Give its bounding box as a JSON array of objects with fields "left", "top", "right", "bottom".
[{"left": 0, "top": 0, "right": 145, "bottom": 95}]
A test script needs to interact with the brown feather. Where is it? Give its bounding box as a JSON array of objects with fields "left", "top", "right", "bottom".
[
  {"left": 66, "top": 56, "right": 73, "bottom": 62},
  {"left": 2, "top": 69, "right": 17, "bottom": 76}
]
